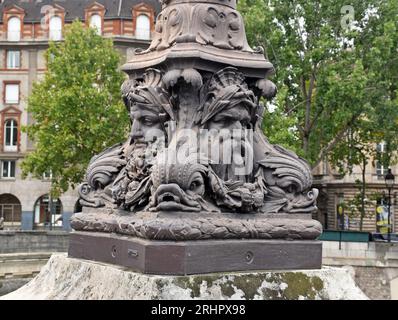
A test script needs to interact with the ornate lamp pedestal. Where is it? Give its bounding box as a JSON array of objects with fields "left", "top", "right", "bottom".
[{"left": 68, "top": 0, "right": 323, "bottom": 274}]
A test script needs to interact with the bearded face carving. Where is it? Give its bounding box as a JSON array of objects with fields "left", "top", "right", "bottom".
[
  {"left": 78, "top": 65, "right": 316, "bottom": 216},
  {"left": 199, "top": 67, "right": 256, "bottom": 182}
]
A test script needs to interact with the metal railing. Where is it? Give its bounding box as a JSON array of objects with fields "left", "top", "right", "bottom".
[{"left": 0, "top": 203, "right": 22, "bottom": 229}]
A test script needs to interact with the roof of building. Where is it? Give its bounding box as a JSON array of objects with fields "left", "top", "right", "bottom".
[{"left": 0, "top": 0, "right": 161, "bottom": 22}]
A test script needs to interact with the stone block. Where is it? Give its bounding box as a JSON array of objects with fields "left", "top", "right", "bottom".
[{"left": 1, "top": 254, "right": 368, "bottom": 300}]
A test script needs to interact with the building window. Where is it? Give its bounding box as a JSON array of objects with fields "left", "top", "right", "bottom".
[
  {"left": 0, "top": 194, "right": 22, "bottom": 227},
  {"left": 34, "top": 195, "right": 63, "bottom": 227},
  {"left": 49, "top": 16, "right": 62, "bottom": 41},
  {"left": 5, "top": 84, "right": 19, "bottom": 104},
  {"left": 6, "top": 51, "right": 21, "bottom": 69},
  {"left": 377, "top": 142, "right": 387, "bottom": 153},
  {"left": 376, "top": 142, "right": 387, "bottom": 178},
  {"left": 135, "top": 14, "right": 150, "bottom": 40},
  {"left": 2, "top": 160, "right": 16, "bottom": 179},
  {"left": 376, "top": 162, "right": 388, "bottom": 177},
  {"left": 7, "top": 17, "right": 21, "bottom": 42},
  {"left": 4, "top": 119, "right": 18, "bottom": 152},
  {"left": 89, "top": 14, "right": 102, "bottom": 35}
]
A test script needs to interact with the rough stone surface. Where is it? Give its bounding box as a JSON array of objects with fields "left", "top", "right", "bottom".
[{"left": 1, "top": 254, "right": 368, "bottom": 300}]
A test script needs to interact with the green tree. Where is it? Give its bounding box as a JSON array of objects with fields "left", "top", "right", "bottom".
[
  {"left": 330, "top": 119, "right": 377, "bottom": 231},
  {"left": 359, "top": 0, "right": 398, "bottom": 167},
  {"left": 239, "top": 0, "right": 398, "bottom": 167},
  {"left": 240, "top": 1, "right": 398, "bottom": 231},
  {"left": 22, "top": 21, "right": 129, "bottom": 197},
  {"left": 323, "top": 0, "right": 398, "bottom": 230}
]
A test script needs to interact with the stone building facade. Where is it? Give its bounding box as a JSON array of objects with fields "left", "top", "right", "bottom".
[
  {"left": 313, "top": 147, "right": 398, "bottom": 234},
  {"left": 0, "top": 0, "right": 160, "bottom": 231}
]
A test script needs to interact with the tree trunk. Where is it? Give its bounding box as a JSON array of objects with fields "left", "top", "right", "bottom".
[
  {"left": 303, "top": 132, "right": 309, "bottom": 157},
  {"left": 359, "top": 156, "right": 366, "bottom": 232}
]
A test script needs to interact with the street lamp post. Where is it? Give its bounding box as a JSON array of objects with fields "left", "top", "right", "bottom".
[{"left": 385, "top": 168, "right": 395, "bottom": 243}]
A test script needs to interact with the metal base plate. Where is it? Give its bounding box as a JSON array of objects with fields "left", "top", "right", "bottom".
[{"left": 68, "top": 231, "right": 322, "bottom": 275}]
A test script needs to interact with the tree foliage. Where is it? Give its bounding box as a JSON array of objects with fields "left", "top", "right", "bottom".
[
  {"left": 239, "top": 0, "right": 398, "bottom": 168},
  {"left": 22, "top": 21, "right": 129, "bottom": 196}
]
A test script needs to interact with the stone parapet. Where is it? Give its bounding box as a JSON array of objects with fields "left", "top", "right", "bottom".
[
  {"left": 0, "top": 252, "right": 51, "bottom": 278},
  {"left": 0, "top": 230, "right": 69, "bottom": 254},
  {"left": 322, "top": 241, "right": 398, "bottom": 267}
]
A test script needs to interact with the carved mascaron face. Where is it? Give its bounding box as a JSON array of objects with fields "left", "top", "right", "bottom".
[
  {"left": 130, "top": 103, "right": 165, "bottom": 147},
  {"left": 79, "top": 65, "right": 317, "bottom": 215},
  {"left": 206, "top": 104, "right": 251, "bottom": 131}
]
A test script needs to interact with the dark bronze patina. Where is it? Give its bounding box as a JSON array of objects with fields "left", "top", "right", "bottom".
[{"left": 70, "top": 0, "right": 322, "bottom": 274}]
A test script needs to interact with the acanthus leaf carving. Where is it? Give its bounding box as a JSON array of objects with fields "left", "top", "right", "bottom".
[{"left": 137, "top": 2, "right": 253, "bottom": 55}]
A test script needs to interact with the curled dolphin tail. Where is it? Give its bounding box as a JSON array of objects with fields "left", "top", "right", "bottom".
[
  {"left": 151, "top": 152, "right": 208, "bottom": 190},
  {"left": 258, "top": 145, "right": 317, "bottom": 214},
  {"left": 258, "top": 145, "right": 313, "bottom": 192},
  {"left": 85, "top": 144, "right": 127, "bottom": 189}
]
